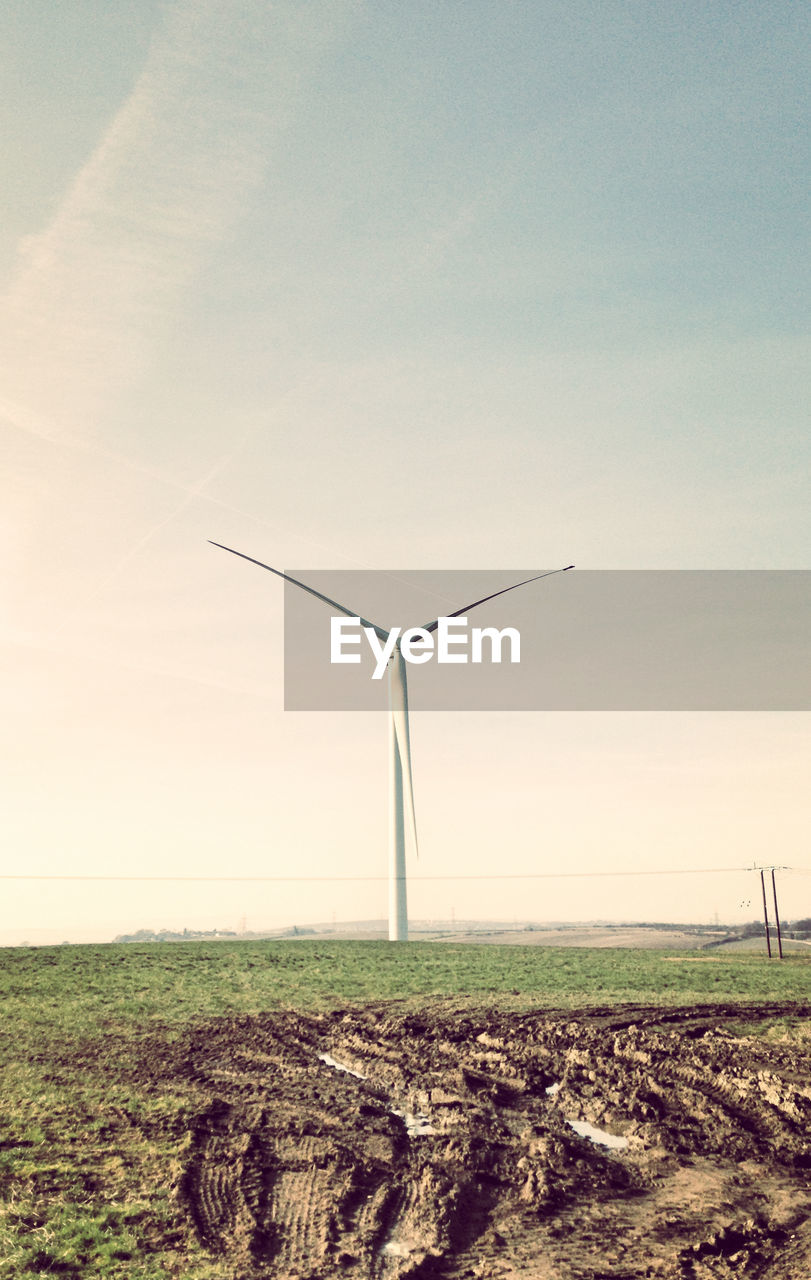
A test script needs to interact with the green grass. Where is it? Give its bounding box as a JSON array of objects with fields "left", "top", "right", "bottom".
[
  {"left": 3, "top": 939, "right": 810, "bottom": 1036},
  {"left": 1, "top": 940, "right": 809, "bottom": 1277}
]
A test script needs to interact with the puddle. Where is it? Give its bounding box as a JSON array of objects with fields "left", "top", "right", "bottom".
[
  {"left": 567, "top": 1119, "right": 629, "bottom": 1151},
  {"left": 546, "top": 1080, "right": 629, "bottom": 1150},
  {"left": 317, "top": 1052, "right": 367, "bottom": 1080},
  {"left": 317, "top": 1052, "right": 435, "bottom": 1136},
  {"left": 380, "top": 1239, "right": 414, "bottom": 1258},
  {"left": 391, "top": 1108, "right": 436, "bottom": 1137}
]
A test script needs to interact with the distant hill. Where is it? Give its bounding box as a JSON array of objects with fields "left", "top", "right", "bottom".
[{"left": 110, "top": 919, "right": 811, "bottom": 948}]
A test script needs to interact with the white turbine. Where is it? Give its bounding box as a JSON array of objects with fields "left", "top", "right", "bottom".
[{"left": 210, "top": 543, "right": 573, "bottom": 941}]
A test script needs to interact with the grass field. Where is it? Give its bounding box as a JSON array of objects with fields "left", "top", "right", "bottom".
[
  {"left": 1, "top": 941, "right": 810, "bottom": 1278},
  {"left": 4, "top": 939, "right": 810, "bottom": 1029}
]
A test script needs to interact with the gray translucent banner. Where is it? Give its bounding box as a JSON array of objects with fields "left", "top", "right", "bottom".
[{"left": 283, "top": 571, "right": 810, "bottom": 710}]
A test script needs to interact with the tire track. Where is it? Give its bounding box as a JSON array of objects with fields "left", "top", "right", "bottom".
[{"left": 176, "top": 1002, "right": 811, "bottom": 1278}]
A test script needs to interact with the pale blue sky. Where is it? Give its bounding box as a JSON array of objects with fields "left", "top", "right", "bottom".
[{"left": 1, "top": 1, "right": 808, "bottom": 941}]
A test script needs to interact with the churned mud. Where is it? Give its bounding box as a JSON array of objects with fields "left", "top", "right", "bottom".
[{"left": 174, "top": 1002, "right": 811, "bottom": 1278}]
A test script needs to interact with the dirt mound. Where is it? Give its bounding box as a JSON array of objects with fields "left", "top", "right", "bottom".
[{"left": 175, "top": 1002, "right": 811, "bottom": 1278}]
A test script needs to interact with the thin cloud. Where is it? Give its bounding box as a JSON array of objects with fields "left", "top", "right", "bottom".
[{"left": 0, "top": 0, "right": 356, "bottom": 448}]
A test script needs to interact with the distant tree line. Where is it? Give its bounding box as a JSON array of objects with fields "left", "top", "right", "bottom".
[
  {"left": 112, "top": 925, "right": 316, "bottom": 943},
  {"left": 737, "top": 919, "right": 811, "bottom": 939},
  {"left": 112, "top": 927, "right": 238, "bottom": 943}
]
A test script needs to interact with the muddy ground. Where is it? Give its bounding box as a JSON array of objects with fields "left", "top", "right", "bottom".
[{"left": 169, "top": 1000, "right": 811, "bottom": 1279}]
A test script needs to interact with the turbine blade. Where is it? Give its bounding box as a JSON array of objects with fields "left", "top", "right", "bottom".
[
  {"left": 421, "top": 566, "right": 574, "bottom": 633},
  {"left": 209, "top": 541, "right": 389, "bottom": 640},
  {"left": 390, "top": 649, "right": 419, "bottom": 859}
]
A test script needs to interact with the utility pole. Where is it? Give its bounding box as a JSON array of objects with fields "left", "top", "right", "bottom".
[
  {"left": 760, "top": 869, "right": 772, "bottom": 958},
  {"left": 754, "top": 865, "right": 789, "bottom": 959},
  {"left": 771, "top": 869, "right": 784, "bottom": 959}
]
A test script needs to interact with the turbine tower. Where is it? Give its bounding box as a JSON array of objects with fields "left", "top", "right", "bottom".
[{"left": 210, "top": 543, "right": 573, "bottom": 941}]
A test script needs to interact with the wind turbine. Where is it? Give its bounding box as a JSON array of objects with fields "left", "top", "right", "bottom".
[{"left": 210, "top": 542, "right": 573, "bottom": 941}]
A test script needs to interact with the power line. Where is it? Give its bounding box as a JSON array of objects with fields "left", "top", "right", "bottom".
[{"left": 0, "top": 866, "right": 771, "bottom": 884}]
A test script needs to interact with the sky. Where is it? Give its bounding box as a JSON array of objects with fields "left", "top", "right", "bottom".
[{"left": 2, "top": 0, "right": 809, "bottom": 943}]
